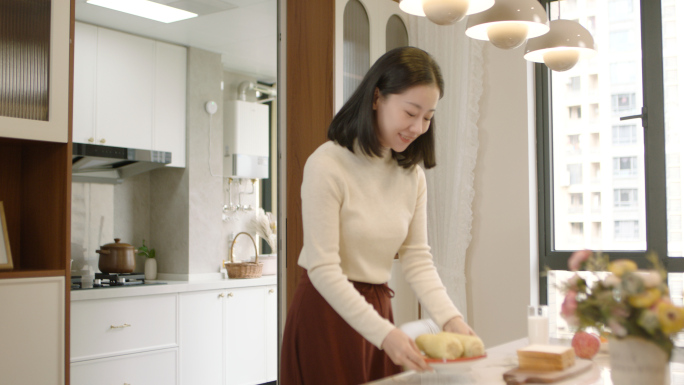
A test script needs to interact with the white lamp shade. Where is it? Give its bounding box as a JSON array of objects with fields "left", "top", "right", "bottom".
[
  {"left": 400, "top": 0, "right": 426, "bottom": 17},
  {"left": 422, "top": 0, "right": 495, "bottom": 25},
  {"left": 524, "top": 19, "right": 597, "bottom": 71},
  {"left": 465, "top": 0, "right": 549, "bottom": 49}
]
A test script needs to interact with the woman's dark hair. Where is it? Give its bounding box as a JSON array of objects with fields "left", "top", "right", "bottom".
[{"left": 328, "top": 46, "right": 444, "bottom": 169}]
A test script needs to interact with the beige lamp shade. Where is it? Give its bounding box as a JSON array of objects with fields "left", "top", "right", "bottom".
[
  {"left": 422, "top": 0, "right": 494, "bottom": 25},
  {"left": 524, "top": 19, "right": 597, "bottom": 71},
  {"left": 465, "top": 0, "right": 549, "bottom": 49},
  {"left": 400, "top": 0, "right": 426, "bottom": 16}
]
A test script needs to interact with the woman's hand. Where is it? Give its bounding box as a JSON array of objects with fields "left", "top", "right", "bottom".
[
  {"left": 381, "top": 328, "right": 433, "bottom": 372},
  {"left": 443, "top": 316, "right": 476, "bottom": 336}
]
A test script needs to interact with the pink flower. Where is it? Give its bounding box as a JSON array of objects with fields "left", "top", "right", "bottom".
[
  {"left": 608, "top": 319, "right": 628, "bottom": 337},
  {"left": 561, "top": 291, "right": 579, "bottom": 326},
  {"left": 568, "top": 249, "right": 593, "bottom": 271}
]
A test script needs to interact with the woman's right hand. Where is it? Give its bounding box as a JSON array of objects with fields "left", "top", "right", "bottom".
[{"left": 381, "top": 328, "right": 433, "bottom": 372}]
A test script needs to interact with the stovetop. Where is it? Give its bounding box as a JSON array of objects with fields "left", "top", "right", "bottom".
[{"left": 71, "top": 273, "right": 167, "bottom": 290}]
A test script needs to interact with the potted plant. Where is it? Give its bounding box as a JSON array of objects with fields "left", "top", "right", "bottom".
[
  {"left": 137, "top": 239, "right": 157, "bottom": 280},
  {"left": 561, "top": 250, "right": 684, "bottom": 385},
  {"left": 247, "top": 208, "right": 277, "bottom": 275}
]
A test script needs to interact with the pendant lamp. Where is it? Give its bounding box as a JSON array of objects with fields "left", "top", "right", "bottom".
[
  {"left": 399, "top": 0, "right": 426, "bottom": 16},
  {"left": 400, "top": 0, "right": 495, "bottom": 25},
  {"left": 524, "top": 19, "right": 597, "bottom": 72},
  {"left": 465, "top": 0, "right": 549, "bottom": 50}
]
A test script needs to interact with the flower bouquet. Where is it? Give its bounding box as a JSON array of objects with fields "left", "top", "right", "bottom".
[
  {"left": 560, "top": 250, "right": 684, "bottom": 358},
  {"left": 248, "top": 208, "right": 277, "bottom": 253}
]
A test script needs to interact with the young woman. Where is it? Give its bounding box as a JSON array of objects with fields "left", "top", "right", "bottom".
[{"left": 280, "top": 46, "right": 474, "bottom": 385}]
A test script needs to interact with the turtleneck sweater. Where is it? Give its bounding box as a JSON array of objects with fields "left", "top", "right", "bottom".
[{"left": 298, "top": 141, "right": 462, "bottom": 349}]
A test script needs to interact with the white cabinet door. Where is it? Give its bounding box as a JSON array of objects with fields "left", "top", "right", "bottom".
[
  {"left": 224, "top": 286, "right": 267, "bottom": 385},
  {"left": 265, "top": 285, "right": 278, "bottom": 382},
  {"left": 73, "top": 22, "right": 98, "bottom": 144},
  {"left": 154, "top": 41, "right": 187, "bottom": 168},
  {"left": 96, "top": 28, "right": 154, "bottom": 149},
  {"left": 179, "top": 290, "right": 224, "bottom": 385},
  {"left": 71, "top": 348, "right": 178, "bottom": 385},
  {"left": 0, "top": 277, "right": 65, "bottom": 385}
]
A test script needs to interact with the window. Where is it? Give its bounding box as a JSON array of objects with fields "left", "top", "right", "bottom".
[
  {"left": 614, "top": 188, "right": 638, "bottom": 208},
  {"left": 611, "top": 93, "right": 636, "bottom": 114},
  {"left": 342, "top": 0, "right": 370, "bottom": 104},
  {"left": 613, "top": 156, "right": 638, "bottom": 177},
  {"left": 537, "top": 0, "right": 665, "bottom": 309},
  {"left": 567, "top": 134, "right": 580, "bottom": 154},
  {"left": 614, "top": 220, "right": 639, "bottom": 239},
  {"left": 568, "top": 76, "right": 581, "bottom": 91},
  {"left": 386, "top": 15, "right": 408, "bottom": 52},
  {"left": 570, "top": 193, "right": 584, "bottom": 213},
  {"left": 569, "top": 105, "right": 582, "bottom": 119},
  {"left": 612, "top": 124, "right": 637, "bottom": 145},
  {"left": 568, "top": 164, "right": 583, "bottom": 185}
]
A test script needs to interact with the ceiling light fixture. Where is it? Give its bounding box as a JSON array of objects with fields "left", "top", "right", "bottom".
[
  {"left": 399, "top": 0, "right": 495, "bottom": 24},
  {"left": 524, "top": 19, "right": 597, "bottom": 72},
  {"left": 86, "top": 0, "right": 198, "bottom": 23},
  {"left": 465, "top": 0, "right": 549, "bottom": 50}
]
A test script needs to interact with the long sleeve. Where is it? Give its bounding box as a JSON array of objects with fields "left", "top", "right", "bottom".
[
  {"left": 299, "top": 148, "right": 396, "bottom": 348},
  {"left": 398, "top": 167, "right": 462, "bottom": 330}
]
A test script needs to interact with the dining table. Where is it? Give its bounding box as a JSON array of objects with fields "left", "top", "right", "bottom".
[{"left": 364, "top": 337, "right": 684, "bottom": 384}]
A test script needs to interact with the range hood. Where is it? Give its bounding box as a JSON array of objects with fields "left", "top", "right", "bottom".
[{"left": 72, "top": 143, "right": 172, "bottom": 184}]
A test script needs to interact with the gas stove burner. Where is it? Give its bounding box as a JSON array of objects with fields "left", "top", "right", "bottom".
[{"left": 95, "top": 272, "right": 146, "bottom": 286}]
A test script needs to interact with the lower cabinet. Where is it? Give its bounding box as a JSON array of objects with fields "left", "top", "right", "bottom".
[
  {"left": 71, "top": 348, "right": 178, "bottom": 385},
  {"left": 180, "top": 285, "right": 278, "bottom": 385},
  {"left": 0, "top": 277, "right": 65, "bottom": 385}
]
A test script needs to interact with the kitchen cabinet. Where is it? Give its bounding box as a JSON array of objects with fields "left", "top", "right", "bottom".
[
  {"left": 0, "top": 0, "right": 70, "bottom": 143},
  {"left": 71, "top": 349, "right": 178, "bottom": 385},
  {"left": 73, "top": 22, "right": 187, "bottom": 167},
  {"left": 179, "top": 285, "right": 277, "bottom": 385},
  {"left": 0, "top": 277, "right": 65, "bottom": 385}
]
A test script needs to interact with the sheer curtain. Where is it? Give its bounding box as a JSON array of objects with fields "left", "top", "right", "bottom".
[{"left": 409, "top": 18, "right": 484, "bottom": 322}]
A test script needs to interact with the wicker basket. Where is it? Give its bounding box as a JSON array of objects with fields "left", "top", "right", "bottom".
[{"left": 225, "top": 232, "right": 263, "bottom": 279}]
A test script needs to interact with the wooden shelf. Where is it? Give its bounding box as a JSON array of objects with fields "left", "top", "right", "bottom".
[{"left": 0, "top": 269, "right": 66, "bottom": 279}]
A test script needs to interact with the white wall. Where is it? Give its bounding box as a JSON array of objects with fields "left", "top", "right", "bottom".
[{"left": 467, "top": 43, "right": 534, "bottom": 347}]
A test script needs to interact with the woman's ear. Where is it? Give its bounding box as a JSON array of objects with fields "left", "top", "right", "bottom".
[{"left": 372, "top": 87, "right": 380, "bottom": 110}]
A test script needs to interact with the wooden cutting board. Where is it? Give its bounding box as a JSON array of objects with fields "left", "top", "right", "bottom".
[{"left": 502, "top": 359, "right": 593, "bottom": 384}]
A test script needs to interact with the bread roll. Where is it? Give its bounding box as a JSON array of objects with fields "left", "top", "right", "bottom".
[
  {"left": 450, "top": 333, "right": 486, "bottom": 357},
  {"left": 415, "top": 332, "right": 464, "bottom": 360}
]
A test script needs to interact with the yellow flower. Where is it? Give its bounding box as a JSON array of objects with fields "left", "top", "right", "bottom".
[
  {"left": 628, "top": 288, "right": 662, "bottom": 308},
  {"left": 657, "top": 302, "right": 684, "bottom": 334},
  {"left": 608, "top": 259, "right": 638, "bottom": 277}
]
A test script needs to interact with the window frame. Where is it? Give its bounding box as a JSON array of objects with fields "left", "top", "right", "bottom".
[{"left": 536, "top": 0, "right": 673, "bottom": 305}]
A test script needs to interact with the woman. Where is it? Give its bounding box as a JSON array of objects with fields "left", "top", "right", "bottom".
[{"left": 280, "top": 46, "right": 474, "bottom": 385}]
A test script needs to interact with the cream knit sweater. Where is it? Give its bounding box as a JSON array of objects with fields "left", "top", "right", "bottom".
[{"left": 298, "top": 141, "right": 462, "bottom": 349}]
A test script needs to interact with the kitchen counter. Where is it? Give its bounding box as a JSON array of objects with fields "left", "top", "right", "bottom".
[
  {"left": 71, "top": 276, "right": 277, "bottom": 301},
  {"left": 365, "top": 338, "right": 684, "bottom": 384}
]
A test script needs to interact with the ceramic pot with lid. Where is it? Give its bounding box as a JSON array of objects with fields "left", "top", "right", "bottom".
[{"left": 97, "top": 238, "right": 136, "bottom": 273}]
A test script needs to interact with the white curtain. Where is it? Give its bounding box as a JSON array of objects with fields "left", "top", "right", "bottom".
[{"left": 409, "top": 18, "right": 484, "bottom": 323}]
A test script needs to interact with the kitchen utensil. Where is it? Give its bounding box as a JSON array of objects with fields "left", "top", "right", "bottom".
[
  {"left": 225, "top": 232, "right": 263, "bottom": 279},
  {"left": 502, "top": 359, "right": 593, "bottom": 384},
  {"left": 424, "top": 354, "right": 487, "bottom": 374},
  {"left": 97, "top": 238, "right": 136, "bottom": 273}
]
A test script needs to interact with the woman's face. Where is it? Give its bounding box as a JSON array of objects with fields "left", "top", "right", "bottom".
[{"left": 372, "top": 84, "right": 440, "bottom": 153}]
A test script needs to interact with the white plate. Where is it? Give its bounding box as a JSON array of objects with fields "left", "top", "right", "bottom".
[{"left": 424, "top": 354, "right": 487, "bottom": 374}]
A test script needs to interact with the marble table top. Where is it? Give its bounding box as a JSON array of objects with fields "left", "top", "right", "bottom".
[{"left": 364, "top": 337, "right": 684, "bottom": 385}]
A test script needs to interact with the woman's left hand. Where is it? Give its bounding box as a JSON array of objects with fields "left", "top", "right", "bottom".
[{"left": 443, "top": 316, "right": 476, "bottom": 336}]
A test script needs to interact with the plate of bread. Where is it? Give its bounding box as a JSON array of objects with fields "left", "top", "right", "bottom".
[{"left": 415, "top": 332, "right": 487, "bottom": 373}]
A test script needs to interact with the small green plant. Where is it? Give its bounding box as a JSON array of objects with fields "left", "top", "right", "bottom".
[{"left": 137, "top": 239, "right": 156, "bottom": 259}]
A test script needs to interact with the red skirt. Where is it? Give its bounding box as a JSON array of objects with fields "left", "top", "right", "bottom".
[{"left": 280, "top": 271, "right": 402, "bottom": 385}]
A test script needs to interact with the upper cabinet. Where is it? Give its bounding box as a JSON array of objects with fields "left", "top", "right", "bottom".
[
  {"left": 73, "top": 23, "right": 187, "bottom": 168},
  {"left": 0, "top": 0, "right": 70, "bottom": 143}
]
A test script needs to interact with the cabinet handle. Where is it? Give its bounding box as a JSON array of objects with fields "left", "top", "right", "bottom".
[
  {"left": 227, "top": 292, "right": 234, "bottom": 297},
  {"left": 268, "top": 289, "right": 275, "bottom": 294},
  {"left": 110, "top": 323, "right": 131, "bottom": 329},
  {"left": 88, "top": 137, "right": 94, "bottom": 143},
  {"left": 99, "top": 138, "right": 106, "bottom": 144},
  {"left": 218, "top": 293, "right": 226, "bottom": 298}
]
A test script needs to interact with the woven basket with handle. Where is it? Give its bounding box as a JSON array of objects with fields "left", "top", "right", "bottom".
[{"left": 225, "top": 232, "right": 263, "bottom": 279}]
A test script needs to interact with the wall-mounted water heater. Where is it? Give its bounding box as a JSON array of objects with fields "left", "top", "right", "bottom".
[{"left": 224, "top": 100, "right": 269, "bottom": 179}]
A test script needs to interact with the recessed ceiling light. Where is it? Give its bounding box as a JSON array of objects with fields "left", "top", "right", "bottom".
[{"left": 86, "top": 0, "right": 198, "bottom": 23}]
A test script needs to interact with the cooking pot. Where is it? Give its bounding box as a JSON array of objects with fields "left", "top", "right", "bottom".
[{"left": 97, "top": 238, "right": 136, "bottom": 273}]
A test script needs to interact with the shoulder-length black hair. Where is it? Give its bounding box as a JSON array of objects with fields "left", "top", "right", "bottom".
[{"left": 328, "top": 46, "right": 444, "bottom": 169}]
